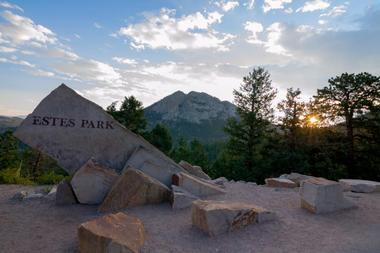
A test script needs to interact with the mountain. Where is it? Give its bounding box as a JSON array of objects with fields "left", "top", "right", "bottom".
[
  {"left": 0, "top": 116, "right": 24, "bottom": 133},
  {"left": 144, "top": 91, "right": 236, "bottom": 142}
]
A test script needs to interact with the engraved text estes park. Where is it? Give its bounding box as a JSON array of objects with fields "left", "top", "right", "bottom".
[{"left": 31, "top": 116, "right": 114, "bottom": 129}]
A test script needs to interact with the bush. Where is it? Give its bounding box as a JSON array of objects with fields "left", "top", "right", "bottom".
[
  {"left": 35, "top": 170, "right": 67, "bottom": 185},
  {"left": 0, "top": 168, "right": 34, "bottom": 185}
]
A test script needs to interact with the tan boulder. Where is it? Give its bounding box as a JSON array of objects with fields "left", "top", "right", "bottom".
[
  {"left": 172, "top": 172, "right": 226, "bottom": 197},
  {"left": 300, "top": 177, "right": 355, "bottom": 214},
  {"left": 71, "top": 158, "right": 118, "bottom": 204},
  {"left": 265, "top": 178, "right": 297, "bottom": 188},
  {"left": 179, "top": 160, "right": 211, "bottom": 180},
  {"left": 99, "top": 167, "right": 170, "bottom": 212},
  {"left": 78, "top": 212, "right": 145, "bottom": 253},
  {"left": 192, "top": 200, "right": 275, "bottom": 236}
]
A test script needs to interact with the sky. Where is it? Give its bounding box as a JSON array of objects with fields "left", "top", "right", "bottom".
[{"left": 0, "top": 0, "right": 379, "bottom": 116}]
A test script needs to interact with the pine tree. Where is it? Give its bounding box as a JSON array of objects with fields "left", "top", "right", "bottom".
[{"left": 147, "top": 124, "right": 172, "bottom": 155}]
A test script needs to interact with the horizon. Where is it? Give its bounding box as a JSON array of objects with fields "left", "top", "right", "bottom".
[{"left": 1, "top": 0, "right": 380, "bottom": 116}]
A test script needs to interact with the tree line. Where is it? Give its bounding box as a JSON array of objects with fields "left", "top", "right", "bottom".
[{"left": 0, "top": 67, "right": 379, "bottom": 184}]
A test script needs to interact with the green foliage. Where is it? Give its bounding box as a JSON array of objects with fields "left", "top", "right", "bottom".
[
  {"left": 35, "top": 170, "right": 67, "bottom": 185},
  {"left": 0, "top": 130, "right": 20, "bottom": 170},
  {"left": 146, "top": 124, "right": 172, "bottom": 155},
  {"left": 0, "top": 167, "right": 34, "bottom": 185},
  {"left": 107, "top": 96, "right": 147, "bottom": 134}
]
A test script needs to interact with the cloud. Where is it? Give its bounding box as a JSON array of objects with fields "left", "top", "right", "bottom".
[
  {"left": 296, "top": 0, "right": 330, "bottom": 13},
  {"left": 245, "top": 0, "right": 255, "bottom": 10},
  {"left": 244, "top": 21, "right": 264, "bottom": 44},
  {"left": 0, "top": 45, "right": 15, "bottom": 52},
  {"left": 0, "top": 10, "right": 56, "bottom": 45},
  {"left": 263, "top": 0, "right": 292, "bottom": 13},
  {"left": 93, "top": 22, "right": 102, "bottom": 29},
  {"left": 117, "top": 8, "right": 234, "bottom": 51},
  {"left": 320, "top": 4, "right": 348, "bottom": 17},
  {"left": 215, "top": 1, "right": 239, "bottom": 12},
  {"left": 0, "top": 56, "right": 34, "bottom": 67},
  {"left": 112, "top": 56, "right": 138, "bottom": 65},
  {"left": 0, "top": 1, "right": 23, "bottom": 12}
]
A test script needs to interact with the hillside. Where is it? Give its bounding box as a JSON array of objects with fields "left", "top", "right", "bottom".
[
  {"left": 0, "top": 116, "right": 24, "bottom": 133},
  {"left": 144, "top": 91, "right": 236, "bottom": 142}
]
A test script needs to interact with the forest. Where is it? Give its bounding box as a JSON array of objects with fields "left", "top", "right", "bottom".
[{"left": 1, "top": 67, "right": 379, "bottom": 184}]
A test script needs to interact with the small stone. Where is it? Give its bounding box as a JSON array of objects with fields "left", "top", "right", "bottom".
[
  {"left": 265, "top": 178, "right": 297, "bottom": 188},
  {"left": 56, "top": 179, "right": 77, "bottom": 205},
  {"left": 171, "top": 185, "right": 199, "bottom": 209},
  {"left": 99, "top": 167, "right": 170, "bottom": 213},
  {"left": 179, "top": 160, "right": 211, "bottom": 180},
  {"left": 339, "top": 179, "right": 380, "bottom": 193},
  {"left": 12, "top": 191, "right": 28, "bottom": 200},
  {"left": 78, "top": 212, "right": 145, "bottom": 253},
  {"left": 172, "top": 172, "right": 226, "bottom": 197},
  {"left": 191, "top": 200, "right": 274, "bottom": 236},
  {"left": 300, "top": 177, "right": 356, "bottom": 214},
  {"left": 71, "top": 158, "right": 118, "bottom": 204}
]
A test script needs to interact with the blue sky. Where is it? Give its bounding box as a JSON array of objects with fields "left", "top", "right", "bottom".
[{"left": 0, "top": 0, "right": 379, "bottom": 116}]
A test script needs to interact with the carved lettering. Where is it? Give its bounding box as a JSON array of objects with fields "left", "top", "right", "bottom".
[{"left": 31, "top": 116, "right": 113, "bottom": 130}]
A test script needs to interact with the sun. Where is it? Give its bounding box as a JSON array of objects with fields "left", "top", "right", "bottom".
[{"left": 309, "top": 116, "right": 319, "bottom": 124}]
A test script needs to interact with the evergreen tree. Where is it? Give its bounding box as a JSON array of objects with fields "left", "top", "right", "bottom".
[
  {"left": 0, "top": 130, "right": 20, "bottom": 170},
  {"left": 106, "top": 96, "right": 147, "bottom": 134},
  {"left": 314, "top": 72, "right": 380, "bottom": 176},
  {"left": 189, "top": 139, "right": 209, "bottom": 169},
  {"left": 147, "top": 124, "right": 172, "bottom": 155},
  {"left": 224, "top": 67, "right": 277, "bottom": 181},
  {"left": 170, "top": 138, "right": 191, "bottom": 162}
]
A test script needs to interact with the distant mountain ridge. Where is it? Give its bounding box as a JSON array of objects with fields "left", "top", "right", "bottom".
[
  {"left": 0, "top": 116, "right": 24, "bottom": 133},
  {"left": 144, "top": 91, "right": 236, "bottom": 142}
]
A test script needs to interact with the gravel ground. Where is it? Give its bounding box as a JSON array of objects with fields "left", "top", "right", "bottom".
[{"left": 1, "top": 182, "right": 380, "bottom": 253}]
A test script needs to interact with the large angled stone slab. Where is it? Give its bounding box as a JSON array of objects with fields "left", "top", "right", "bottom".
[
  {"left": 123, "top": 146, "right": 187, "bottom": 187},
  {"left": 279, "top": 172, "right": 313, "bottom": 186},
  {"left": 171, "top": 185, "right": 199, "bottom": 209},
  {"left": 300, "top": 177, "right": 356, "bottom": 214},
  {"left": 339, "top": 179, "right": 380, "bottom": 193},
  {"left": 172, "top": 172, "right": 226, "bottom": 197},
  {"left": 56, "top": 179, "right": 77, "bottom": 205},
  {"left": 71, "top": 159, "right": 118, "bottom": 204},
  {"left": 99, "top": 167, "right": 170, "bottom": 212},
  {"left": 78, "top": 212, "right": 145, "bottom": 253},
  {"left": 14, "top": 84, "right": 183, "bottom": 176},
  {"left": 265, "top": 178, "right": 297, "bottom": 188},
  {"left": 179, "top": 160, "right": 211, "bottom": 180},
  {"left": 192, "top": 200, "right": 275, "bottom": 236}
]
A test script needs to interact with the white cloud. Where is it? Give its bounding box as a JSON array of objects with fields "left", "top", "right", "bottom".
[
  {"left": 0, "top": 45, "right": 16, "bottom": 52},
  {"left": 284, "top": 7, "right": 293, "bottom": 14},
  {"left": 244, "top": 21, "right": 264, "bottom": 44},
  {"left": 93, "top": 22, "right": 102, "bottom": 29},
  {"left": 263, "top": 0, "right": 292, "bottom": 13},
  {"left": 112, "top": 57, "right": 138, "bottom": 65},
  {"left": 0, "top": 10, "right": 56, "bottom": 45},
  {"left": 117, "top": 8, "right": 234, "bottom": 51},
  {"left": 297, "top": 0, "right": 330, "bottom": 13},
  {"left": 0, "top": 1, "right": 23, "bottom": 12},
  {"left": 245, "top": 0, "right": 255, "bottom": 10},
  {"left": 215, "top": 1, "right": 239, "bottom": 12},
  {"left": 74, "top": 33, "right": 81, "bottom": 39},
  {"left": 318, "top": 19, "right": 327, "bottom": 25},
  {"left": 320, "top": 4, "right": 347, "bottom": 17},
  {"left": 0, "top": 56, "right": 34, "bottom": 67}
]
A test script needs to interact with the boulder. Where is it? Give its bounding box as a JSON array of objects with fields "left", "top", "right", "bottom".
[
  {"left": 99, "top": 167, "right": 170, "bottom": 212},
  {"left": 25, "top": 193, "right": 44, "bottom": 200},
  {"left": 192, "top": 200, "right": 275, "bottom": 236},
  {"left": 339, "top": 179, "right": 380, "bottom": 193},
  {"left": 13, "top": 84, "right": 182, "bottom": 176},
  {"left": 172, "top": 172, "right": 226, "bottom": 197},
  {"left": 71, "top": 159, "right": 118, "bottom": 204},
  {"left": 211, "top": 177, "right": 228, "bottom": 188},
  {"left": 300, "top": 177, "right": 356, "bottom": 214},
  {"left": 265, "top": 178, "right": 297, "bottom": 188},
  {"left": 78, "top": 212, "right": 145, "bottom": 253},
  {"left": 123, "top": 147, "right": 187, "bottom": 187},
  {"left": 56, "top": 179, "right": 77, "bottom": 205},
  {"left": 171, "top": 185, "right": 199, "bottom": 209},
  {"left": 179, "top": 161, "right": 211, "bottom": 180}
]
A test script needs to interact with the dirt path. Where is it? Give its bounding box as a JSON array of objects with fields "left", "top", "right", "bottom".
[{"left": 1, "top": 182, "right": 380, "bottom": 253}]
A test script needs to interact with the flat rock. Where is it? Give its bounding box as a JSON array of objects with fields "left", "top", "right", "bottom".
[
  {"left": 12, "top": 191, "right": 28, "bottom": 201},
  {"left": 14, "top": 84, "right": 182, "bottom": 175},
  {"left": 71, "top": 159, "right": 118, "bottom": 205},
  {"left": 123, "top": 146, "right": 187, "bottom": 187},
  {"left": 279, "top": 172, "right": 313, "bottom": 186},
  {"left": 56, "top": 179, "right": 77, "bottom": 205},
  {"left": 99, "top": 168, "right": 170, "bottom": 213},
  {"left": 192, "top": 200, "right": 275, "bottom": 236},
  {"left": 179, "top": 160, "right": 211, "bottom": 180},
  {"left": 265, "top": 178, "right": 297, "bottom": 188},
  {"left": 171, "top": 185, "right": 199, "bottom": 209},
  {"left": 172, "top": 172, "right": 226, "bottom": 197},
  {"left": 211, "top": 177, "right": 228, "bottom": 188},
  {"left": 300, "top": 177, "right": 356, "bottom": 214},
  {"left": 339, "top": 179, "right": 380, "bottom": 193},
  {"left": 78, "top": 212, "right": 145, "bottom": 253}
]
